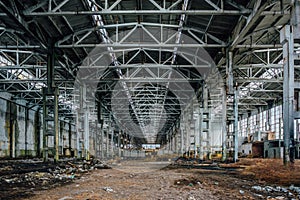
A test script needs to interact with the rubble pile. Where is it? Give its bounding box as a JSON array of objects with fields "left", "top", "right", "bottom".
[
  {"left": 0, "top": 158, "right": 111, "bottom": 199},
  {"left": 250, "top": 185, "right": 300, "bottom": 199},
  {"left": 174, "top": 156, "right": 202, "bottom": 165}
]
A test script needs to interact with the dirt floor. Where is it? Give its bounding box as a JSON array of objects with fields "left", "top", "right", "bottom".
[{"left": 1, "top": 158, "right": 300, "bottom": 200}]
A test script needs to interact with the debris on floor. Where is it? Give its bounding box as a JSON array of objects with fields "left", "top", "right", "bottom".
[
  {"left": 103, "top": 186, "right": 114, "bottom": 193},
  {"left": 0, "top": 158, "right": 111, "bottom": 200},
  {"left": 1, "top": 158, "right": 300, "bottom": 200}
]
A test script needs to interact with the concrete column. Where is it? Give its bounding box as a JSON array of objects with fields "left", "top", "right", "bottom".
[{"left": 281, "top": 25, "right": 295, "bottom": 164}]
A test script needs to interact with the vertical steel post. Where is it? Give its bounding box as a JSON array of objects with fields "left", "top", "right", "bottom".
[
  {"left": 75, "top": 110, "right": 80, "bottom": 158},
  {"left": 111, "top": 127, "right": 114, "bottom": 157},
  {"left": 174, "top": 127, "right": 178, "bottom": 154},
  {"left": 184, "top": 111, "right": 190, "bottom": 154},
  {"left": 68, "top": 121, "right": 72, "bottom": 154},
  {"left": 194, "top": 106, "right": 199, "bottom": 158},
  {"left": 101, "top": 126, "right": 104, "bottom": 159},
  {"left": 118, "top": 130, "right": 121, "bottom": 157},
  {"left": 180, "top": 126, "right": 184, "bottom": 155},
  {"left": 54, "top": 88, "right": 59, "bottom": 162},
  {"left": 84, "top": 109, "right": 89, "bottom": 160},
  {"left": 198, "top": 108, "right": 204, "bottom": 160},
  {"left": 173, "top": 125, "right": 177, "bottom": 154},
  {"left": 95, "top": 120, "right": 98, "bottom": 157},
  {"left": 42, "top": 88, "right": 48, "bottom": 161},
  {"left": 25, "top": 106, "right": 28, "bottom": 157},
  {"left": 84, "top": 91, "right": 90, "bottom": 160},
  {"left": 106, "top": 126, "right": 109, "bottom": 158},
  {"left": 233, "top": 87, "right": 239, "bottom": 162}
]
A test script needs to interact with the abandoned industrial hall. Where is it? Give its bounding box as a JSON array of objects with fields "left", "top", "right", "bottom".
[{"left": 1, "top": 0, "right": 300, "bottom": 199}]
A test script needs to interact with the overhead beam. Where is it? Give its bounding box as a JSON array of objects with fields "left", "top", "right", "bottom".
[
  {"left": 22, "top": 10, "right": 292, "bottom": 17},
  {"left": 25, "top": 10, "right": 251, "bottom": 16},
  {"left": 56, "top": 43, "right": 282, "bottom": 48},
  {"left": 230, "top": 0, "right": 269, "bottom": 50},
  {"left": 0, "top": 0, "right": 47, "bottom": 49}
]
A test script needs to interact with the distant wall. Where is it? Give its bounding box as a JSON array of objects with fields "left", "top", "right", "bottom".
[
  {"left": 0, "top": 93, "right": 42, "bottom": 158},
  {"left": 0, "top": 93, "right": 10, "bottom": 157},
  {"left": 0, "top": 93, "right": 75, "bottom": 158}
]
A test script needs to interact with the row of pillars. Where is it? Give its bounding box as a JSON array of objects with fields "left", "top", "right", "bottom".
[
  {"left": 162, "top": 84, "right": 212, "bottom": 160},
  {"left": 42, "top": 2, "right": 299, "bottom": 164},
  {"left": 94, "top": 124, "right": 130, "bottom": 159},
  {"left": 77, "top": 99, "right": 134, "bottom": 160},
  {"left": 224, "top": 1, "right": 300, "bottom": 164}
]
